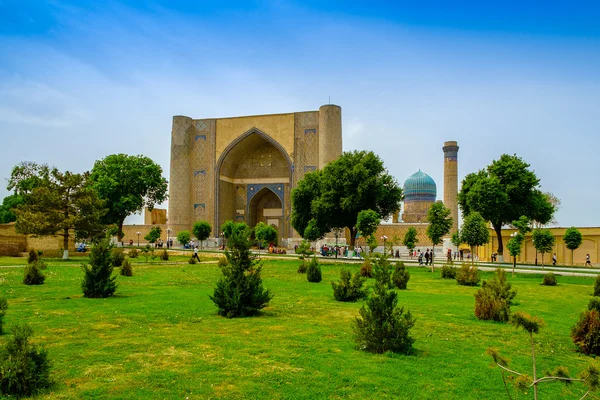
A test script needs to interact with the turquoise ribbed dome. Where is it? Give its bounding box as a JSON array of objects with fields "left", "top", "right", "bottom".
[{"left": 403, "top": 170, "right": 436, "bottom": 201}]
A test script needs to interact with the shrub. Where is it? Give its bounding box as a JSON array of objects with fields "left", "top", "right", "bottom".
[
  {"left": 441, "top": 264, "right": 457, "bottom": 279},
  {"left": 360, "top": 257, "right": 373, "bottom": 278},
  {"left": 456, "top": 263, "right": 480, "bottom": 286},
  {"left": 81, "top": 238, "right": 118, "bottom": 298},
  {"left": 111, "top": 248, "right": 125, "bottom": 267},
  {"left": 542, "top": 273, "right": 557, "bottom": 286},
  {"left": 594, "top": 275, "right": 600, "bottom": 297},
  {"left": 297, "top": 263, "right": 307, "bottom": 273},
  {"left": 0, "top": 324, "right": 51, "bottom": 397},
  {"left": 188, "top": 256, "right": 197, "bottom": 265},
  {"left": 392, "top": 261, "right": 410, "bottom": 290},
  {"left": 27, "top": 249, "right": 38, "bottom": 264},
  {"left": 332, "top": 268, "right": 368, "bottom": 302},
  {"left": 160, "top": 249, "right": 169, "bottom": 261},
  {"left": 209, "top": 225, "right": 273, "bottom": 318},
  {"left": 306, "top": 257, "right": 322, "bottom": 283},
  {"left": 23, "top": 261, "right": 45, "bottom": 285},
  {"left": 474, "top": 268, "right": 517, "bottom": 322},
  {"left": 354, "top": 253, "right": 415, "bottom": 354},
  {"left": 0, "top": 298, "right": 7, "bottom": 334},
  {"left": 120, "top": 258, "right": 133, "bottom": 277},
  {"left": 572, "top": 297, "right": 600, "bottom": 356},
  {"left": 217, "top": 257, "right": 227, "bottom": 267},
  {"left": 128, "top": 248, "right": 139, "bottom": 259}
]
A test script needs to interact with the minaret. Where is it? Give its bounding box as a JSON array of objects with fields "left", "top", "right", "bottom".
[
  {"left": 442, "top": 141, "right": 459, "bottom": 234},
  {"left": 318, "top": 104, "right": 342, "bottom": 169}
]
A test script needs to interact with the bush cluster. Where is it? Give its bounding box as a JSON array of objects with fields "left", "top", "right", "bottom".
[
  {"left": 128, "top": 248, "right": 139, "bottom": 258},
  {"left": 354, "top": 254, "right": 415, "bottom": 354},
  {"left": 474, "top": 268, "right": 517, "bottom": 322},
  {"left": 23, "top": 261, "right": 46, "bottom": 285},
  {"left": 120, "top": 258, "right": 133, "bottom": 277},
  {"left": 297, "top": 263, "right": 307, "bottom": 273},
  {"left": 441, "top": 264, "right": 457, "bottom": 279},
  {"left": 360, "top": 258, "right": 373, "bottom": 278},
  {"left": 456, "top": 263, "right": 480, "bottom": 286},
  {"left": 81, "top": 239, "right": 118, "bottom": 298},
  {"left": 0, "top": 298, "right": 7, "bottom": 335},
  {"left": 542, "top": 273, "right": 557, "bottom": 286},
  {"left": 160, "top": 249, "right": 169, "bottom": 261},
  {"left": 217, "top": 257, "right": 228, "bottom": 267},
  {"left": 209, "top": 226, "right": 273, "bottom": 318},
  {"left": 0, "top": 325, "right": 52, "bottom": 397},
  {"left": 188, "top": 256, "right": 197, "bottom": 265},
  {"left": 392, "top": 261, "right": 410, "bottom": 290},
  {"left": 572, "top": 297, "right": 600, "bottom": 356},
  {"left": 27, "top": 249, "right": 38, "bottom": 264},
  {"left": 332, "top": 269, "right": 367, "bottom": 302},
  {"left": 111, "top": 248, "right": 125, "bottom": 267},
  {"left": 306, "top": 258, "right": 322, "bottom": 283}
]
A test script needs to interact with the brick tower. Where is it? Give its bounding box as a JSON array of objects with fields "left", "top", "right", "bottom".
[{"left": 442, "top": 141, "right": 459, "bottom": 234}]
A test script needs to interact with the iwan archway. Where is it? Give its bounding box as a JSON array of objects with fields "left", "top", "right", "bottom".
[{"left": 215, "top": 128, "right": 292, "bottom": 239}]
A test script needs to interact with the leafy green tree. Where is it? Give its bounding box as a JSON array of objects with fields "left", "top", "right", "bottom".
[
  {"left": 426, "top": 202, "right": 453, "bottom": 272},
  {"left": 144, "top": 226, "right": 162, "bottom": 245},
  {"left": 303, "top": 218, "right": 325, "bottom": 248},
  {"left": 402, "top": 227, "right": 419, "bottom": 258},
  {"left": 209, "top": 224, "right": 273, "bottom": 317},
  {"left": 81, "top": 238, "right": 118, "bottom": 298},
  {"left": 460, "top": 212, "right": 490, "bottom": 265},
  {"left": 176, "top": 230, "right": 191, "bottom": 248},
  {"left": 0, "top": 195, "right": 24, "bottom": 223},
  {"left": 532, "top": 228, "right": 555, "bottom": 268},
  {"left": 220, "top": 220, "right": 247, "bottom": 247},
  {"left": 291, "top": 151, "right": 402, "bottom": 249},
  {"left": 192, "top": 220, "right": 212, "bottom": 249},
  {"left": 564, "top": 227, "right": 583, "bottom": 267},
  {"left": 506, "top": 233, "right": 524, "bottom": 277},
  {"left": 254, "top": 222, "right": 277, "bottom": 252},
  {"left": 7, "top": 161, "right": 51, "bottom": 196},
  {"left": 89, "top": 154, "right": 168, "bottom": 241},
  {"left": 353, "top": 253, "right": 415, "bottom": 354},
  {"left": 458, "top": 154, "right": 554, "bottom": 258},
  {"left": 14, "top": 169, "right": 106, "bottom": 259},
  {"left": 356, "top": 209, "right": 381, "bottom": 239},
  {"left": 450, "top": 231, "right": 461, "bottom": 256}
]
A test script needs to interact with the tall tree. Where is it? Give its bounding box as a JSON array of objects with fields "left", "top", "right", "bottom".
[
  {"left": 402, "top": 227, "right": 419, "bottom": 258},
  {"left": 0, "top": 195, "right": 24, "bottom": 223},
  {"left": 532, "top": 228, "right": 555, "bottom": 269},
  {"left": 458, "top": 154, "right": 554, "bottom": 258},
  {"left": 89, "top": 154, "right": 168, "bottom": 240},
  {"left": 563, "top": 227, "right": 583, "bottom": 267},
  {"left": 291, "top": 151, "right": 402, "bottom": 249},
  {"left": 507, "top": 233, "right": 524, "bottom": 277},
  {"left": 144, "top": 226, "right": 162, "bottom": 245},
  {"left": 254, "top": 222, "right": 277, "bottom": 253},
  {"left": 14, "top": 169, "right": 106, "bottom": 259},
  {"left": 426, "top": 202, "right": 453, "bottom": 272},
  {"left": 460, "top": 212, "right": 490, "bottom": 265},
  {"left": 450, "top": 231, "right": 461, "bottom": 258},
  {"left": 356, "top": 209, "right": 381, "bottom": 240},
  {"left": 193, "top": 220, "right": 212, "bottom": 249}
]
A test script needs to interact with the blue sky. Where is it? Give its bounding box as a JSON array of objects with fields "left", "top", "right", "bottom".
[{"left": 1, "top": 0, "right": 599, "bottom": 226}]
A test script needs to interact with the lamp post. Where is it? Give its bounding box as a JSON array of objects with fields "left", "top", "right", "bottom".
[
  {"left": 136, "top": 231, "right": 141, "bottom": 247},
  {"left": 166, "top": 228, "right": 172, "bottom": 249},
  {"left": 381, "top": 235, "right": 388, "bottom": 255},
  {"left": 334, "top": 228, "right": 340, "bottom": 259},
  {"left": 220, "top": 232, "right": 224, "bottom": 250}
]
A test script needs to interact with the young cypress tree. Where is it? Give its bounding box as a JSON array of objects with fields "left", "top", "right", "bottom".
[
  {"left": 354, "top": 253, "right": 415, "bottom": 354},
  {"left": 210, "top": 225, "right": 273, "bottom": 318},
  {"left": 81, "top": 239, "right": 118, "bottom": 298}
]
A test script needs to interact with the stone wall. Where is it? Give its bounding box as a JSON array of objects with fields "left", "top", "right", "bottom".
[{"left": 0, "top": 224, "right": 74, "bottom": 256}]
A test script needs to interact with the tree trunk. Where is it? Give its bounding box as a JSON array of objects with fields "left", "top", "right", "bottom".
[
  {"left": 572, "top": 249, "right": 574, "bottom": 267},
  {"left": 431, "top": 245, "right": 435, "bottom": 273},
  {"left": 512, "top": 255, "right": 516, "bottom": 277},
  {"left": 349, "top": 227, "right": 356, "bottom": 250},
  {"left": 62, "top": 228, "right": 69, "bottom": 260},
  {"left": 494, "top": 224, "right": 504, "bottom": 257},
  {"left": 541, "top": 253, "right": 544, "bottom": 269},
  {"left": 471, "top": 246, "right": 474, "bottom": 266}
]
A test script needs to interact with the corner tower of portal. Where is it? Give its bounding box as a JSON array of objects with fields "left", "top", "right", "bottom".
[{"left": 442, "top": 141, "right": 459, "bottom": 234}]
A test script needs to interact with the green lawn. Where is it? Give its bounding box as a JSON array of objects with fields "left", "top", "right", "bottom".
[{"left": 0, "top": 256, "right": 597, "bottom": 399}]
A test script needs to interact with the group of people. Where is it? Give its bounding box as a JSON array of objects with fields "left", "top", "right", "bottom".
[
  {"left": 268, "top": 244, "right": 287, "bottom": 254},
  {"left": 417, "top": 249, "right": 435, "bottom": 265}
]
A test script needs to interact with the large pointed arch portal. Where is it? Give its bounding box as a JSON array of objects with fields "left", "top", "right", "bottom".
[{"left": 215, "top": 128, "right": 292, "bottom": 240}]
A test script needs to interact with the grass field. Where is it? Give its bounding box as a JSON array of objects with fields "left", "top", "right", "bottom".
[{"left": 0, "top": 255, "right": 598, "bottom": 399}]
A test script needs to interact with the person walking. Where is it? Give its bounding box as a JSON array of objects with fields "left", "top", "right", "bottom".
[
  {"left": 552, "top": 253, "right": 557, "bottom": 266},
  {"left": 193, "top": 246, "right": 201, "bottom": 262},
  {"left": 585, "top": 254, "right": 593, "bottom": 267}
]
